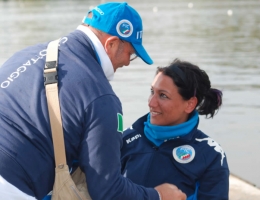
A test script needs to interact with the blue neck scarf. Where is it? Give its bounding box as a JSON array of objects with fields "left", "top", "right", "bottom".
[{"left": 144, "top": 111, "right": 199, "bottom": 147}]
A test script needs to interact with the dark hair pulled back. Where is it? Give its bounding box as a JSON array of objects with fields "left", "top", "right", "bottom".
[{"left": 156, "top": 58, "right": 222, "bottom": 118}]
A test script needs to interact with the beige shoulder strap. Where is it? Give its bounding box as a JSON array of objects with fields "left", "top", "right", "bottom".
[
  {"left": 44, "top": 39, "right": 66, "bottom": 167},
  {"left": 44, "top": 40, "right": 92, "bottom": 200}
]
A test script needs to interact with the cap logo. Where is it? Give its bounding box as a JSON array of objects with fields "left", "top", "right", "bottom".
[
  {"left": 173, "top": 145, "right": 195, "bottom": 164},
  {"left": 116, "top": 20, "right": 133, "bottom": 38}
]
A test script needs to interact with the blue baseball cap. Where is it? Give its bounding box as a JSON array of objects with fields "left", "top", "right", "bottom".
[{"left": 82, "top": 2, "right": 153, "bottom": 65}]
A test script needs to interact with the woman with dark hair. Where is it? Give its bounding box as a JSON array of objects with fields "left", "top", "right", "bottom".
[{"left": 121, "top": 59, "right": 229, "bottom": 200}]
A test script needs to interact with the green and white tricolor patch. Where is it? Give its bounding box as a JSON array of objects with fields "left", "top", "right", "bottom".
[{"left": 117, "top": 113, "right": 123, "bottom": 133}]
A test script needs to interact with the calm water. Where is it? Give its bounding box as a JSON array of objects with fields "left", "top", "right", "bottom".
[{"left": 1, "top": 0, "right": 260, "bottom": 188}]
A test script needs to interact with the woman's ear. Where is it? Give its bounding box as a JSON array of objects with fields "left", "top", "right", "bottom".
[{"left": 185, "top": 97, "right": 198, "bottom": 114}]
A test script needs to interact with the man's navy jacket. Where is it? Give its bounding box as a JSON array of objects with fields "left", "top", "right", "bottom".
[{"left": 0, "top": 30, "right": 158, "bottom": 200}]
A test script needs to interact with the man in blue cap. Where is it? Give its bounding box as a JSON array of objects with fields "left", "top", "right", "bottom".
[{"left": 0, "top": 2, "right": 186, "bottom": 200}]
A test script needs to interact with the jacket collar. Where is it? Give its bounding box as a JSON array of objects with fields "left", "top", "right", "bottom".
[
  {"left": 132, "top": 113, "right": 199, "bottom": 143},
  {"left": 77, "top": 25, "right": 114, "bottom": 81}
]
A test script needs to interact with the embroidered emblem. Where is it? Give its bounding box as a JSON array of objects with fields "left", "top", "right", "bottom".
[
  {"left": 173, "top": 145, "right": 195, "bottom": 164},
  {"left": 195, "top": 137, "right": 225, "bottom": 166},
  {"left": 116, "top": 20, "right": 133, "bottom": 38},
  {"left": 117, "top": 113, "right": 123, "bottom": 133}
]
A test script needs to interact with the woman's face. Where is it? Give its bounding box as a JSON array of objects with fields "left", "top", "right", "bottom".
[{"left": 148, "top": 72, "right": 190, "bottom": 126}]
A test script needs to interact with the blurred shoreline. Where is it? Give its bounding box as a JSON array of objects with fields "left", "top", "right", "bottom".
[{"left": 229, "top": 174, "right": 260, "bottom": 200}]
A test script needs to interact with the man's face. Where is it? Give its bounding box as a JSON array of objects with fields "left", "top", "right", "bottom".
[{"left": 105, "top": 37, "right": 136, "bottom": 72}]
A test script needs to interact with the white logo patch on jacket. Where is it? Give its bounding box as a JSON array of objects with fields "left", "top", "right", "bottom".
[{"left": 173, "top": 145, "right": 195, "bottom": 164}]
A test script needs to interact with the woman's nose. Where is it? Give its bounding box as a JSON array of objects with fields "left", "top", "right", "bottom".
[{"left": 148, "top": 94, "right": 157, "bottom": 108}]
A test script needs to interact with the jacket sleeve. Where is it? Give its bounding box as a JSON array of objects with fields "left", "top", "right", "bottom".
[
  {"left": 198, "top": 152, "right": 229, "bottom": 200},
  {"left": 79, "top": 95, "right": 159, "bottom": 200}
]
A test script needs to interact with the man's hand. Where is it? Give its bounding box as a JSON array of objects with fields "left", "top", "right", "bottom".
[{"left": 155, "top": 183, "right": 187, "bottom": 200}]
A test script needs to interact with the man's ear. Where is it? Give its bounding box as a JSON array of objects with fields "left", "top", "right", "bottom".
[
  {"left": 185, "top": 97, "right": 198, "bottom": 114},
  {"left": 104, "top": 36, "right": 120, "bottom": 53}
]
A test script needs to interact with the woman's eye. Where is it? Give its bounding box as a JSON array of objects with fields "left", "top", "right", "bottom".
[
  {"left": 160, "top": 93, "right": 167, "bottom": 98},
  {"left": 150, "top": 89, "right": 154, "bottom": 94}
]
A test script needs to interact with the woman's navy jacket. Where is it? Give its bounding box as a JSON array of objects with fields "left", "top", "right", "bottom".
[{"left": 121, "top": 114, "right": 230, "bottom": 200}]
